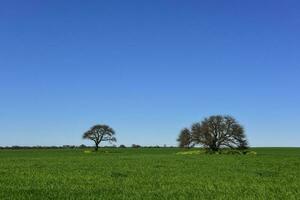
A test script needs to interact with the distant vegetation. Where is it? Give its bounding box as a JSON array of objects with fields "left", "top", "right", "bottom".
[
  {"left": 0, "top": 145, "right": 177, "bottom": 150},
  {"left": 0, "top": 145, "right": 100, "bottom": 150},
  {"left": 178, "top": 115, "right": 248, "bottom": 152},
  {"left": 131, "top": 144, "right": 141, "bottom": 148}
]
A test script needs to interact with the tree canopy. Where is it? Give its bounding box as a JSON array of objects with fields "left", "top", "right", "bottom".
[{"left": 179, "top": 115, "right": 248, "bottom": 151}]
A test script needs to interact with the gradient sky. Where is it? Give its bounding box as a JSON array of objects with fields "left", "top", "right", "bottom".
[{"left": 0, "top": 0, "right": 299, "bottom": 147}]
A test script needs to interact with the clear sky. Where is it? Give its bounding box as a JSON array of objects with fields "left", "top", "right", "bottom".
[{"left": 0, "top": 0, "right": 299, "bottom": 147}]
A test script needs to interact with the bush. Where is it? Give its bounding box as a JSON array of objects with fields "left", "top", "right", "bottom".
[
  {"left": 132, "top": 144, "right": 141, "bottom": 148},
  {"left": 79, "top": 144, "right": 87, "bottom": 148}
]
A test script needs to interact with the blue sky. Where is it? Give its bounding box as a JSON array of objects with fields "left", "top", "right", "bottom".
[{"left": 0, "top": 0, "right": 299, "bottom": 147}]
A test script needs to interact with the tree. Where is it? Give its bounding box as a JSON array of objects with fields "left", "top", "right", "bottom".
[
  {"left": 83, "top": 124, "right": 116, "bottom": 151},
  {"left": 189, "top": 115, "right": 248, "bottom": 151},
  {"left": 177, "top": 128, "right": 193, "bottom": 148}
]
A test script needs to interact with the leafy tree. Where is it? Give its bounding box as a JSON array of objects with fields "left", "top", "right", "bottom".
[
  {"left": 177, "top": 128, "right": 193, "bottom": 148},
  {"left": 188, "top": 115, "right": 248, "bottom": 151},
  {"left": 83, "top": 124, "right": 116, "bottom": 151}
]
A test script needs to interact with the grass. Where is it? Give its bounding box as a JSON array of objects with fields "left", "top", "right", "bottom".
[{"left": 0, "top": 148, "right": 299, "bottom": 199}]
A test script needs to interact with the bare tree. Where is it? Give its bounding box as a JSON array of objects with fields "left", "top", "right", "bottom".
[
  {"left": 83, "top": 124, "right": 116, "bottom": 151},
  {"left": 177, "top": 128, "right": 193, "bottom": 148},
  {"left": 188, "top": 115, "right": 248, "bottom": 151}
]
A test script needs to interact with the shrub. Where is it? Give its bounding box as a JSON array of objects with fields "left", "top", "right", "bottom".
[{"left": 132, "top": 144, "right": 141, "bottom": 148}]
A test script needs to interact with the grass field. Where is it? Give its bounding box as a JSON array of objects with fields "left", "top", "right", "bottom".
[{"left": 0, "top": 148, "right": 299, "bottom": 200}]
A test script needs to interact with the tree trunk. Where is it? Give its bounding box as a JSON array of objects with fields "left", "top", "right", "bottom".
[
  {"left": 95, "top": 143, "right": 99, "bottom": 151},
  {"left": 210, "top": 145, "right": 219, "bottom": 152}
]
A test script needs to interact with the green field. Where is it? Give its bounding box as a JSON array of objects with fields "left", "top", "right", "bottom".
[{"left": 0, "top": 148, "right": 299, "bottom": 200}]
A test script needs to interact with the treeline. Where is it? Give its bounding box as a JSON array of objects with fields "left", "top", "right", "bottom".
[
  {"left": 0, "top": 144, "right": 175, "bottom": 150},
  {"left": 0, "top": 145, "right": 90, "bottom": 149}
]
